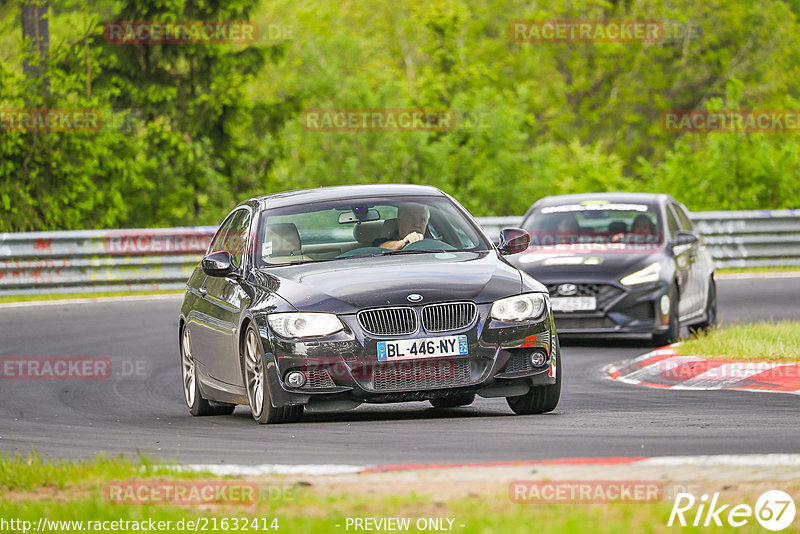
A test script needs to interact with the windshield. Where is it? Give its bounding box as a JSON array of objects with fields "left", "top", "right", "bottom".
[
  {"left": 255, "top": 195, "right": 490, "bottom": 266},
  {"left": 521, "top": 201, "right": 664, "bottom": 251}
]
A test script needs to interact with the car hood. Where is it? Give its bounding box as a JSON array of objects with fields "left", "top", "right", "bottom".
[
  {"left": 508, "top": 248, "right": 665, "bottom": 285},
  {"left": 254, "top": 251, "right": 534, "bottom": 314}
]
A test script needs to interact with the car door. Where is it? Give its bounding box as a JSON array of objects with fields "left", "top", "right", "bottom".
[
  {"left": 188, "top": 213, "right": 235, "bottom": 377},
  {"left": 201, "top": 207, "right": 253, "bottom": 386},
  {"left": 674, "top": 202, "right": 708, "bottom": 317},
  {"left": 667, "top": 202, "right": 700, "bottom": 319}
]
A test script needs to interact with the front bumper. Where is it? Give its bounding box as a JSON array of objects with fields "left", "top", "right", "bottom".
[
  {"left": 546, "top": 280, "right": 670, "bottom": 338},
  {"left": 254, "top": 303, "right": 556, "bottom": 407}
]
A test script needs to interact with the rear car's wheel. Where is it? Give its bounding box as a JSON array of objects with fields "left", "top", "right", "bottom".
[
  {"left": 180, "top": 324, "right": 235, "bottom": 416},
  {"left": 506, "top": 337, "right": 561, "bottom": 415},
  {"left": 652, "top": 283, "right": 680, "bottom": 347},
  {"left": 243, "top": 324, "right": 303, "bottom": 424},
  {"left": 689, "top": 278, "right": 717, "bottom": 335},
  {"left": 430, "top": 393, "right": 475, "bottom": 408}
]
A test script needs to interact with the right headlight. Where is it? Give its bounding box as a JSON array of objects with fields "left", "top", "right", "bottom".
[
  {"left": 267, "top": 313, "right": 344, "bottom": 339},
  {"left": 490, "top": 293, "right": 547, "bottom": 322}
]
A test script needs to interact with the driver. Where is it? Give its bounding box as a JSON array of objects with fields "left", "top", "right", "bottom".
[{"left": 373, "top": 202, "right": 430, "bottom": 249}]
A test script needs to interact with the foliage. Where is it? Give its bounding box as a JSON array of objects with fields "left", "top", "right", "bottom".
[{"left": 2, "top": 0, "right": 800, "bottom": 230}]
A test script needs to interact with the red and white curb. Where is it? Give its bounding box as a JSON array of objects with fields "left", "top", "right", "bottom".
[
  {"left": 603, "top": 345, "right": 800, "bottom": 394},
  {"left": 182, "top": 454, "right": 800, "bottom": 476}
]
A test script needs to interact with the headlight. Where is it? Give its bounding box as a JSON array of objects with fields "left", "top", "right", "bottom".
[
  {"left": 267, "top": 313, "right": 344, "bottom": 338},
  {"left": 491, "top": 293, "right": 546, "bottom": 321},
  {"left": 620, "top": 262, "right": 661, "bottom": 286}
]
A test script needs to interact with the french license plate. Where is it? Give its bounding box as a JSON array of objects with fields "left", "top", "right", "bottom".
[
  {"left": 551, "top": 296, "right": 597, "bottom": 312},
  {"left": 377, "top": 335, "right": 468, "bottom": 361}
]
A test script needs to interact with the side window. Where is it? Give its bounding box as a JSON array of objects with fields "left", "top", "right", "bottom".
[
  {"left": 219, "top": 209, "right": 251, "bottom": 268},
  {"left": 207, "top": 213, "right": 237, "bottom": 255},
  {"left": 675, "top": 204, "right": 695, "bottom": 232},
  {"left": 665, "top": 205, "right": 681, "bottom": 238}
]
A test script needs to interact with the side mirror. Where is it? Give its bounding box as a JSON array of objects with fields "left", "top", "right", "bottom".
[
  {"left": 498, "top": 228, "right": 530, "bottom": 255},
  {"left": 673, "top": 231, "right": 699, "bottom": 247},
  {"left": 202, "top": 250, "right": 240, "bottom": 278}
]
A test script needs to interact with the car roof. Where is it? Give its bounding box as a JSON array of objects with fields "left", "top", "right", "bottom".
[
  {"left": 531, "top": 192, "right": 674, "bottom": 208},
  {"left": 243, "top": 184, "right": 445, "bottom": 210}
]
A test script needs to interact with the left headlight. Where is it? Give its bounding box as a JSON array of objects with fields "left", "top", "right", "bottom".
[
  {"left": 267, "top": 313, "right": 344, "bottom": 339},
  {"left": 620, "top": 262, "right": 661, "bottom": 286},
  {"left": 491, "top": 293, "right": 547, "bottom": 322}
]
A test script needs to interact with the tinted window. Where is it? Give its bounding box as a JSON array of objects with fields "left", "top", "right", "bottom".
[
  {"left": 220, "top": 209, "right": 251, "bottom": 268},
  {"left": 521, "top": 201, "right": 663, "bottom": 248},
  {"left": 665, "top": 205, "right": 681, "bottom": 237},
  {"left": 207, "top": 213, "right": 237, "bottom": 254},
  {"left": 674, "top": 203, "right": 694, "bottom": 231}
]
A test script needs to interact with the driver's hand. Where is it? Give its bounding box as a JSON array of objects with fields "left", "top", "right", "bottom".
[
  {"left": 404, "top": 232, "right": 424, "bottom": 245},
  {"left": 610, "top": 232, "right": 625, "bottom": 243}
]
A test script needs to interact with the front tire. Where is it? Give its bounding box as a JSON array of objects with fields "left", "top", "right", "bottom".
[
  {"left": 180, "top": 324, "right": 235, "bottom": 416},
  {"left": 242, "top": 324, "right": 303, "bottom": 424},
  {"left": 506, "top": 337, "right": 562, "bottom": 415}
]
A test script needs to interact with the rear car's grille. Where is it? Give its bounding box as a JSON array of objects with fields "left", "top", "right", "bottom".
[
  {"left": 546, "top": 283, "right": 624, "bottom": 310},
  {"left": 623, "top": 302, "right": 655, "bottom": 321},
  {"left": 421, "top": 302, "right": 477, "bottom": 332},
  {"left": 370, "top": 359, "right": 474, "bottom": 392},
  {"left": 357, "top": 307, "right": 417, "bottom": 336},
  {"left": 555, "top": 317, "right": 616, "bottom": 330}
]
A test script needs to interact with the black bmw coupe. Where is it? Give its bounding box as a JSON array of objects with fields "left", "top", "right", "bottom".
[
  {"left": 508, "top": 193, "right": 716, "bottom": 344},
  {"left": 179, "top": 184, "right": 559, "bottom": 423}
]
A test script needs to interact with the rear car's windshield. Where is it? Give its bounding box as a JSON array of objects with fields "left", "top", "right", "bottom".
[
  {"left": 255, "top": 195, "right": 490, "bottom": 266},
  {"left": 521, "top": 201, "right": 664, "bottom": 248}
]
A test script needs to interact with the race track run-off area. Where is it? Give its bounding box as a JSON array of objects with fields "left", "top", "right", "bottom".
[{"left": 0, "top": 275, "right": 799, "bottom": 466}]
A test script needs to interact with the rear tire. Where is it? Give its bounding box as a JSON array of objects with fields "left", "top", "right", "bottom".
[
  {"left": 430, "top": 393, "right": 475, "bottom": 408},
  {"left": 180, "top": 324, "right": 235, "bottom": 416},
  {"left": 689, "top": 278, "right": 717, "bottom": 335},
  {"left": 506, "top": 337, "right": 561, "bottom": 415},
  {"left": 652, "top": 283, "right": 680, "bottom": 347},
  {"left": 242, "top": 324, "right": 303, "bottom": 424}
]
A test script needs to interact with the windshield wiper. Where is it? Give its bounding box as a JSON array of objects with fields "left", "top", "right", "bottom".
[{"left": 266, "top": 258, "right": 340, "bottom": 267}]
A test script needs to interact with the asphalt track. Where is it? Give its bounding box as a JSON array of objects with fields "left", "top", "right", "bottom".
[{"left": 0, "top": 276, "right": 798, "bottom": 465}]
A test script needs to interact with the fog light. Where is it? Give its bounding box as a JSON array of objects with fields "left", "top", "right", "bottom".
[
  {"left": 660, "top": 295, "right": 671, "bottom": 316},
  {"left": 285, "top": 371, "right": 306, "bottom": 388},
  {"left": 530, "top": 351, "right": 547, "bottom": 368}
]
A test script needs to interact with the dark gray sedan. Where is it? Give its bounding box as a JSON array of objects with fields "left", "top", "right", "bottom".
[
  {"left": 508, "top": 192, "right": 716, "bottom": 344},
  {"left": 178, "top": 184, "right": 560, "bottom": 423}
]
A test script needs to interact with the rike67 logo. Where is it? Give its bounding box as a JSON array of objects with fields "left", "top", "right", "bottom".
[{"left": 669, "top": 490, "right": 796, "bottom": 531}]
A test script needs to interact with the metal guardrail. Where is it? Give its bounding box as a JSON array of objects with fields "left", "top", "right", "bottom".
[
  {"left": 0, "top": 227, "right": 216, "bottom": 296},
  {"left": 1, "top": 210, "right": 798, "bottom": 295}
]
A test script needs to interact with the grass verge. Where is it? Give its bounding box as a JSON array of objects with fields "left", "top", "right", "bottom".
[
  {"left": 677, "top": 321, "right": 800, "bottom": 362},
  {"left": 717, "top": 266, "right": 800, "bottom": 274},
  {"left": 1, "top": 453, "right": 797, "bottom": 533},
  {"left": 0, "top": 290, "right": 183, "bottom": 304}
]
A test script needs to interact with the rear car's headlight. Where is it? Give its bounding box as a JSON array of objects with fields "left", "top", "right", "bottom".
[
  {"left": 620, "top": 262, "right": 661, "bottom": 286},
  {"left": 491, "top": 293, "right": 546, "bottom": 321},
  {"left": 267, "top": 313, "right": 344, "bottom": 338}
]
